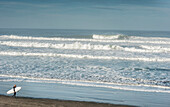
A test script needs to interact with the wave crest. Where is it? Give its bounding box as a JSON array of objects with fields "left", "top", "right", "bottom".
[
  {"left": 1, "top": 35, "right": 170, "bottom": 44},
  {"left": 0, "top": 51, "right": 170, "bottom": 62},
  {"left": 1, "top": 41, "right": 169, "bottom": 53},
  {"left": 92, "top": 34, "right": 130, "bottom": 40}
]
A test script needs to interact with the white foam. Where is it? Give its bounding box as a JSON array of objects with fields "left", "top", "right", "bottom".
[
  {"left": 0, "top": 74, "right": 170, "bottom": 93},
  {"left": 93, "top": 34, "right": 170, "bottom": 40},
  {"left": 0, "top": 51, "right": 170, "bottom": 62},
  {"left": 0, "top": 41, "right": 122, "bottom": 50},
  {"left": 92, "top": 34, "right": 129, "bottom": 40},
  {"left": 1, "top": 35, "right": 170, "bottom": 45},
  {"left": 0, "top": 41, "right": 169, "bottom": 53},
  {"left": 59, "top": 82, "right": 170, "bottom": 93},
  {"left": 134, "top": 36, "right": 170, "bottom": 40},
  {"left": 140, "top": 45, "right": 170, "bottom": 52}
]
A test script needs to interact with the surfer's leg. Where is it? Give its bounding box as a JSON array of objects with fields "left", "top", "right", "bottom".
[{"left": 13, "top": 92, "right": 16, "bottom": 97}]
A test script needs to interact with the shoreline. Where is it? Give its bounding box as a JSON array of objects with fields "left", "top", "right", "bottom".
[
  {"left": 1, "top": 81, "right": 170, "bottom": 106},
  {"left": 0, "top": 95, "right": 134, "bottom": 107}
]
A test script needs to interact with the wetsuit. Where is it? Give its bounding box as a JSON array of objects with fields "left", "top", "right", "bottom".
[{"left": 13, "top": 86, "right": 16, "bottom": 97}]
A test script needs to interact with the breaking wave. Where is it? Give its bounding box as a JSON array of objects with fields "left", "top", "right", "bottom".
[
  {"left": 0, "top": 51, "right": 170, "bottom": 62},
  {"left": 0, "top": 41, "right": 169, "bottom": 53},
  {"left": 92, "top": 34, "right": 130, "bottom": 40},
  {"left": 0, "top": 41, "right": 123, "bottom": 50},
  {"left": 140, "top": 45, "right": 170, "bottom": 52},
  {"left": 1, "top": 35, "right": 170, "bottom": 44}
]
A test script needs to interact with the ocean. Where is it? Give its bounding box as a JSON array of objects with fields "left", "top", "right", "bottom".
[{"left": 0, "top": 28, "right": 170, "bottom": 106}]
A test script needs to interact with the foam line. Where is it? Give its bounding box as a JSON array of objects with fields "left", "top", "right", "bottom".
[
  {"left": 1, "top": 74, "right": 170, "bottom": 89},
  {"left": 93, "top": 34, "right": 170, "bottom": 40},
  {"left": 60, "top": 82, "right": 170, "bottom": 93},
  {"left": 1, "top": 41, "right": 169, "bottom": 53},
  {"left": 0, "top": 74, "right": 170, "bottom": 93},
  {"left": 1, "top": 35, "right": 170, "bottom": 44},
  {"left": 92, "top": 34, "right": 130, "bottom": 40},
  {"left": 140, "top": 45, "right": 170, "bottom": 52},
  {"left": 0, "top": 51, "right": 170, "bottom": 62},
  {"left": 0, "top": 41, "right": 122, "bottom": 50}
]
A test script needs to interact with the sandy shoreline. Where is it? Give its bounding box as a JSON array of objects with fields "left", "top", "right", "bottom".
[{"left": 0, "top": 95, "right": 134, "bottom": 107}]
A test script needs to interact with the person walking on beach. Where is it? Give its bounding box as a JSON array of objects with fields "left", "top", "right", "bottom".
[{"left": 13, "top": 85, "right": 16, "bottom": 97}]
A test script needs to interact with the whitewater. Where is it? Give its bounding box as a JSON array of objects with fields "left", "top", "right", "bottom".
[{"left": 0, "top": 29, "right": 170, "bottom": 94}]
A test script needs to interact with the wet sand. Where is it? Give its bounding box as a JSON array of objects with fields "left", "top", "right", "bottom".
[{"left": 0, "top": 95, "right": 134, "bottom": 107}]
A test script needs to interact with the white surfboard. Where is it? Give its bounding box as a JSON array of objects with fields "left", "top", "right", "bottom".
[{"left": 7, "top": 87, "right": 22, "bottom": 94}]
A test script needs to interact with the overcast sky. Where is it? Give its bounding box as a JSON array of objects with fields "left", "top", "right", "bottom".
[{"left": 0, "top": 0, "right": 170, "bottom": 31}]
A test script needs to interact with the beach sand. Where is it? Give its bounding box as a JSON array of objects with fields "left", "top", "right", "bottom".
[{"left": 0, "top": 95, "right": 134, "bottom": 107}]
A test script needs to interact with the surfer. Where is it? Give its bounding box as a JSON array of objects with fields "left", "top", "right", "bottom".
[
  {"left": 13, "top": 85, "right": 16, "bottom": 97},
  {"left": 7, "top": 85, "right": 21, "bottom": 96}
]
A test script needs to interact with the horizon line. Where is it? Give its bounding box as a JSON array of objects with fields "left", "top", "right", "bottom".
[{"left": 0, "top": 27, "right": 170, "bottom": 32}]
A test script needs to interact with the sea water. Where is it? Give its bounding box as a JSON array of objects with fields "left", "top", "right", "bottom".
[{"left": 0, "top": 28, "right": 170, "bottom": 106}]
